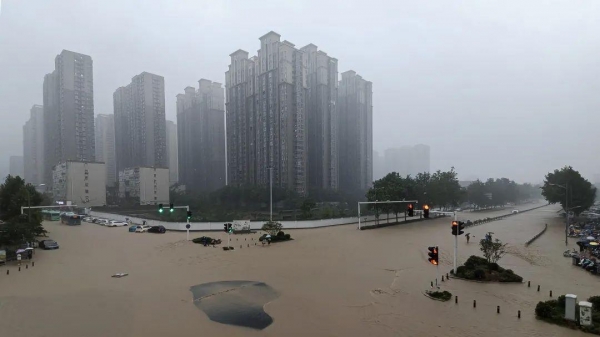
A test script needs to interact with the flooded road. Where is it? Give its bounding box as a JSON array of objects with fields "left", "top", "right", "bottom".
[{"left": 0, "top": 202, "right": 593, "bottom": 336}]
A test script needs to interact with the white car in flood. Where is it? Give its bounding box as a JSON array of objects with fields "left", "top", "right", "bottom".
[
  {"left": 107, "top": 220, "right": 127, "bottom": 227},
  {"left": 135, "top": 225, "right": 151, "bottom": 233}
]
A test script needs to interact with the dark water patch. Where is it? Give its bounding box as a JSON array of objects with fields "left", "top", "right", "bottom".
[{"left": 190, "top": 280, "right": 278, "bottom": 330}]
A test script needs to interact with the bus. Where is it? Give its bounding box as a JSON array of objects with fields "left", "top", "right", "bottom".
[
  {"left": 42, "top": 210, "right": 61, "bottom": 221},
  {"left": 61, "top": 213, "right": 82, "bottom": 226}
]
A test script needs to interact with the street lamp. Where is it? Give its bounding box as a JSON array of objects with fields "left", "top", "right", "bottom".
[{"left": 549, "top": 183, "right": 569, "bottom": 246}]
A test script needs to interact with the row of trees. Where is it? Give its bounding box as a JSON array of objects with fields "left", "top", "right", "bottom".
[
  {"left": 366, "top": 168, "right": 543, "bottom": 214},
  {"left": 466, "top": 178, "right": 541, "bottom": 209},
  {"left": 0, "top": 175, "right": 47, "bottom": 247}
]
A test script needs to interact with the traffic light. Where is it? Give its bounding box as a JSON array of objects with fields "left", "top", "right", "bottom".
[
  {"left": 407, "top": 203, "right": 414, "bottom": 217},
  {"left": 428, "top": 246, "right": 438, "bottom": 265},
  {"left": 452, "top": 221, "right": 466, "bottom": 235},
  {"left": 169, "top": 203, "right": 174, "bottom": 213},
  {"left": 223, "top": 223, "right": 232, "bottom": 233},
  {"left": 187, "top": 211, "right": 192, "bottom": 221},
  {"left": 423, "top": 204, "right": 430, "bottom": 218},
  {"left": 158, "top": 204, "right": 164, "bottom": 213}
]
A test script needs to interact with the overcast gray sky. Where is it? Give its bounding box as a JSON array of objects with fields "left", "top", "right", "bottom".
[{"left": 1, "top": 0, "right": 599, "bottom": 183}]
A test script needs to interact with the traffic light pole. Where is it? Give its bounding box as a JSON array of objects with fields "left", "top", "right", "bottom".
[
  {"left": 168, "top": 205, "right": 191, "bottom": 241},
  {"left": 453, "top": 212, "right": 458, "bottom": 274}
]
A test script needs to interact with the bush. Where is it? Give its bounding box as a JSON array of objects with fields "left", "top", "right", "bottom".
[
  {"left": 488, "top": 263, "right": 499, "bottom": 271},
  {"left": 426, "top": 290, "right": 452, "bottom": 301},
  {"left": 498, "top": 271, "right": 523, "bottom": 283},
  {"left": 535, "top": 300, "right": 558, "bottom": 319},
  {"left": 464, "top": 256, "right": 487, "bottom": 269},
  {"left": 474, "top": 269, "right": 486, "bottom": 280},
  {"left": 455, "top": 266, "right": 467, "bottom": 277},
  {"left": 588, "top": 296, "right": 600, "bottom": 309},
  {"left": 557, "top": 295, "right": 566, "bottom": 308},
  {"left": 277, "top": 231, "right": 285, "bottom": 238},
  {"left": 262, "top": 221, "right": 283, "bottom": 236},
  {"left": 284, "top": 234, "right": 291, "bottom": 240}
]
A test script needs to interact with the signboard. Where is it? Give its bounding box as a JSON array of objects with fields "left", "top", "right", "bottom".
[
  {"left": 0, "top": 250, "right": 6, "bottom": 265},
  {"left": 186, "top": 224, "right": 190, "bottom": 229}
]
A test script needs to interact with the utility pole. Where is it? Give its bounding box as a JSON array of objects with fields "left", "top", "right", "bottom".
[
  {"left": 269, "top": 167, "right": 273, "bottom": 222},
  {"left": 453, "top": 212, "right": 458, "bottom": 273},
  {"left": 565, "top": 183, "right": 569, "bottom": 246}
]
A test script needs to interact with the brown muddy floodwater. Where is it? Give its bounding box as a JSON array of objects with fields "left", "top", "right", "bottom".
[{"left": 0, "top": 202, "right": 594, "bottom": 336}]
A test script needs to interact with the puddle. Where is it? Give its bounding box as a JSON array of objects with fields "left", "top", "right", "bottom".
[{"left": 190, "top": 280, "right": 278, "bottom": 330}]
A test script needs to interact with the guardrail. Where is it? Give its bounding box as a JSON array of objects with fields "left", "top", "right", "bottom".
[
  {"left": 464, "top": 204, "right": 549, "bottom": 229},
  {"left": 525, "top": 223, "right": 548, "bottom": 246}
]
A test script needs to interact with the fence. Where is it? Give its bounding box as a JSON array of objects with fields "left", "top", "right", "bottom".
[
  {"left": 464, "top": 204, "right": 549, "bottom": 229},
  {"left": 88, "top": 211, "right": 383, "bottom": 232}
]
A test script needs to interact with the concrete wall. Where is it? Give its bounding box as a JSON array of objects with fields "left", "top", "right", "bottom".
[{"left": 88, "top": 211, "right": 390, "bottom": 231}]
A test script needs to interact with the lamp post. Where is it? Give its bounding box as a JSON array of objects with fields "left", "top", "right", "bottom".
[
  {"left": 269, "top": 167, "right": 273, "bottom": 222},
  {"left": 550, "top": 183, "right": 569, "bottom": 246}
]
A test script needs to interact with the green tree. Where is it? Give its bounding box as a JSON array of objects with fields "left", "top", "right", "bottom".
[
  {"left": 541, "top": 166, "right": 596, "bottom": 215},
  {"left": 300, "top": 199, "right": 316, "bottom": 219},
  {"left": 261, "top": 221, "right": 283, "bottom": 236},
  {"left": 480, "top": 238, "right": 508, "bottom": 263},
  {"left": 0, "top": 214, "right": 47, "bottom": 247},
  {"left": 0, "top": 175, "right": 44, "bottom": 221}
]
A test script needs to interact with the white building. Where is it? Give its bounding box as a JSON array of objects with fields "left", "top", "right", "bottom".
[
  {"left": 52, "top": 161, "right": 106, "bottom": 207},
  {"left": 118, "top": 167, "right": 169, "bottom": 205}
]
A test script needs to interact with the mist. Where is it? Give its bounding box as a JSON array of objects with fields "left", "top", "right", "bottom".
[{"left": 1, "top": 0, "right": 599, "bottom": 183}]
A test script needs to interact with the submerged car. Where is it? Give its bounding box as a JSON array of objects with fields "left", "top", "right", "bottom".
[
  {"left": 135, "top": 225, "right": 151, "bottom": 233},
  {"left": 107, "top": 220, "right": 127, "bottom": 227},
  {"left": 39, "top": 240, "right": 59, "bottom": 250},
  {"left": 128, "top": 225, "right": 137, "bottom": 232},
  {"left": 148, "top": 225, "right": 166, "bottom": 234}
]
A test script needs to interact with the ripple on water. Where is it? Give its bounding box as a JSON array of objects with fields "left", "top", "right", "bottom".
[{"left": 190, "top": 280, "right": 279, "bottom": 330}]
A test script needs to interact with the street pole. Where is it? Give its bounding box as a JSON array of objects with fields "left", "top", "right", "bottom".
[
  {"left": 186, "top": 206, "right": 190, "bottom": 241},
  {"left": 269, "top": 167, "right": 273, "bottom": 222},
  {"left": 453, "top": 212, "right": 458, "bottom": 273},
  {"left": 27, "top": 189, "right": 31, "bottom": 222},
  {"left": 565, "top": 183, "right": 569, "bottom": 246}
]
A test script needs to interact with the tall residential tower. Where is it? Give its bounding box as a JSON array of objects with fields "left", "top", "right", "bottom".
[
  {"left": 338, "top": 70, "right": 373, "bottom": 193},
  {"left": 43, "top": 50, "right": 95, "bottom": 187},
  {"left": 176, "top": 80, "right": 226, "bottom": 193},
  {"left": 23, "top": 105, "right": 45, "bottom": 185},
  {"left": 226, "top": 31, "right": 308, "bottom": 195},
  {"left": 95, "top": 114, "right": 117, "bottom": 187},
  {"left": 113, "top": 72, "right": 167, "bottom": 172}
]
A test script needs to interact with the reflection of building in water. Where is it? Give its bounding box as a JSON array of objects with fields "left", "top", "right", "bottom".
[
  {"left": 384, "top": 144, "right": 430, "bottom": 177},
  {"left": 52, "top": 161, "right": 106, "bottom": 207},
  {"left": 118, "top": 167, "right": 169, "bottom": 205}
]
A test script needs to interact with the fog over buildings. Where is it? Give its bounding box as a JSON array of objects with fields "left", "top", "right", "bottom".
[{"left": 1, "top": 1, "right": 600, "bottom": 185}]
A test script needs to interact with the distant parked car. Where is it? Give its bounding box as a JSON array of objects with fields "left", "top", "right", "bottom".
[
  {"left": 512, "top": 210, "right": 519, "bottom": 214},
  {"left": 128, "top": 225, "right": 137, "bottom": 232},
  {"left": 148, "top": 225, "right": 166, "bottom": 234},
  {"left": 135, "top": 225, "right": 152, "bottom": 233},
  {"left": 107, "top": 220, "right": 127, "bottom": 227},
  {"left": 96, "top": 219, "right": 109, "bottom": 226},
  {"left": 83, "top": 217, "right": 93, "bottom": 223},
  {"left": 39, "top": 240, "right": 59, "bottom": 250}
]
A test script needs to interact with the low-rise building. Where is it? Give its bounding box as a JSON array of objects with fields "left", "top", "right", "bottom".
[
  {"left": 52, "top": 161, "right": 107, "bottom": 207},
  {"left": 118, "top": 167, "right": 169, "bottom": 205}
]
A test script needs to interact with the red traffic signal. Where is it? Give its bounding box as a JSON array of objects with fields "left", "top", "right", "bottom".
[
  {"left": 427, "top": 246, "right": 439, "bottom": 265},
  {"left": 451, "top": 221, "right": 465, "bottom": 235},
  {"left": 423, "top": 204, "right": 430, "bottom": 218},
  {"left": 407, "top": 203, "right": 414, "bottom": 217}
]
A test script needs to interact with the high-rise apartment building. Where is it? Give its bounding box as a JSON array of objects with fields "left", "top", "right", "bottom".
[
  {"left": 226, "top": 31, "right": 308, "bottom": 195},
  {"left": 177, "top": 80, "right": 226, "bottom": 193},
  {"left": 113, "top": 72, "right": 167, "bottom": 173},
  {"left": 301, "top": 44, "right": 338, "bottom": 191},
  {"left": 338, "top": 70, "right": 373, "bottom": 193},
  {"left": 95, "top": 114, "right": 117, "bottom": 187},
  {"left": 52, "top": 161, "right": 106, "bottom": 206},
  {"left": 43, "top": 50, "right": 95, "bottom": 187},
  {"left": 9, "top": 156, "right": 24, "bottom": 178},
  {"left": 23, "top": 105, "right": 45, "bottom": 185},
  {"left": 118, "top": 167, "right": 169, "bottom": 205},
  {"left": 166, "top": 120, "right": 179, "bottom": 185},
  {"left": 384, "top": 144, "right": 430, "bottom": 177}
]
